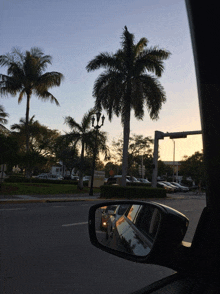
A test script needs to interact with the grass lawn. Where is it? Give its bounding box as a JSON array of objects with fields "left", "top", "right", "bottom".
[{"left": 0, "top": 182, "right": 100, "bottom": 195}]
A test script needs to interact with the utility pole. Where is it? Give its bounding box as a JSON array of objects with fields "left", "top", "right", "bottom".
[{"left": 151, "top": 130, "right": 202, "bottom": 188}]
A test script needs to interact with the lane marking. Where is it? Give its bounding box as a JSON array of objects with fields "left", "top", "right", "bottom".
[
  {"left": 0, "top": 208, "right": 26, "bottom": 211},
  {"left": 62, "top": 222, "right": 88, "bottom": 227}
]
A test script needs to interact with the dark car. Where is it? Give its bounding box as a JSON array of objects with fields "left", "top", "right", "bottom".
[{"left": 89, "top": 2, "right": 220, "bottom": 293}]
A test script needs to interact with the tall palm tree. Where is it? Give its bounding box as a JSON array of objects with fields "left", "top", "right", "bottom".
[
  {"left": 63, "top": 109, "right": 109, "bottom": 189},
  {"left": 86, "top": 26, "right": 171, "bottom": 186},
  {"left": 0, "top": 105, "right": 9, "bottom": 125},
  {"left": 0, "top": 47, "right": 64, "bottom": 176}
]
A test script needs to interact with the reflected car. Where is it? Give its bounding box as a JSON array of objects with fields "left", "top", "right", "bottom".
[
  {"left": 106, "top": 204, "right": 130, "bottom": 239},
  {"left": 110, "top": 204, "right": 161, "bottom": 256},
  {"left": 100, "top": 205, "right": 117, "bottom": 231}
]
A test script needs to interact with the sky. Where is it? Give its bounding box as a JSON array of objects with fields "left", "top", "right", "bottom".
[{"left": 0, "top": 0, "right": 203, "bottom": 162}]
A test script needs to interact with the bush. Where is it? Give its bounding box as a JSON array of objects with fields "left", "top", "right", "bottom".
[
  {"left": 4, "top": 177, "right": 79, "bottom": 185},
  {"left": 100, "top": 185, "right": 166, "bottom": 199},
  {"left": 127, "top": 182, "right": 151, "bottom": 187}
]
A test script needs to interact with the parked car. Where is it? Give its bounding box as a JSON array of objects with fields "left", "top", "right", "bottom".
[
  {"left": 162, "top": 181, "right": 180, "bottom": 192},
  {"left": 83, "top": 176, "right": 90, "bottom": 182},
  {"left": 137, "top": 178, "right": 151, "bottom": 184},
  {"left": 171, "top": 182, "right": 190, "bottom": 192},
  {"left": 157, "top": 181, "right": 175, "bottom": 193},
  {"left": 71, "top": 175, "right": 79, "bottom": 181},
  {"left": 35, "top": 173, "right": 63, "bottom": 180},
  {"left": 107, "top": 175, "right": 130, "bottom": 185},
  {"left": 126, "top": 176, "right": 140, "bottom": 183},
  {"left": 47, "top": 175, "right": 63, "bottom": 180}
]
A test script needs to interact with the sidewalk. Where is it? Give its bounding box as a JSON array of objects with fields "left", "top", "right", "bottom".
[
  {"left": 0, "top": 193, "right": 101, "bottom": 204},
  {"left": 0, "top": 192, "right": 205, "bottom": 205}
]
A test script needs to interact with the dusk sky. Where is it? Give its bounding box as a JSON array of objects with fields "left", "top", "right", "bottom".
[{"left": 1, "top": 0, "right": 203, "bottom": 162}]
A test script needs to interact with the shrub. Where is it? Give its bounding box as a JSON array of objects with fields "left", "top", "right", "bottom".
[
  {"left": 100, "top": 185, "right": 166, "bottom": 199},
  {"left": 4, "top": 177, "right": 79, "bottom": 185}
]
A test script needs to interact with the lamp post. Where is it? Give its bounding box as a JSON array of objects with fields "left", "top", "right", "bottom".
[
  {"left": 89, "top": 111, "right": 105, "bottom": 196},
  {"left": 172, "top": 139, "right": 175, "bottom": 182}
]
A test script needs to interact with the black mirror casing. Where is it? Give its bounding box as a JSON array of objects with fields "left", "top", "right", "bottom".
[{"left": 88, "top": 200, "right": 190, "bottom": 269}]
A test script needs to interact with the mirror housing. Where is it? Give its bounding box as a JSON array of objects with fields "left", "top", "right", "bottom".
[{"left": 88, "top": 200, "right": 190, "bottom": 269}]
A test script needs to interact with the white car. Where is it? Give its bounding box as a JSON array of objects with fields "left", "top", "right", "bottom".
[{"left": 171, "top": 182, "right": 189, "bottom": 192}]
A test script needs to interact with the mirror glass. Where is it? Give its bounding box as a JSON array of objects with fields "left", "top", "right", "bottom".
[{"left": 95, "top": 204, "right": 161, "bottom": 256}]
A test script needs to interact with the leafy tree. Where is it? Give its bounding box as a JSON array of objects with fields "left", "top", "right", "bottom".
[
  {"left": 10, "top": 116, "right": 60, "bottom": 174},
  {"left": 111, "top": 134, "right": 153, "bottom": 177},
  {"left": 157, "top": 161, "right": 173, "bottom": 180},
  {"left": 54, "top": 136, "right": 79, "bottom": 176},
  {"left": 0, "top": 105, "right": 9, "bottom": 125},
  {"left": 180, "top": 151, "right": 205, "bottom": 187},
  {"left": 62, "top": 109, "right": 109, "bottom": 189},
  {"left": 0, "top": 133, "right": 19, "bottom": 172},
  {"left": 0, "top": 47, "right": 64, "bottom": 176},
  {"left": 86, "top": 26, "right": 170, "bottom": 186}
]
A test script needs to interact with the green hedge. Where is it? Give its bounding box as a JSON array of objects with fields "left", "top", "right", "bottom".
[
  {"left": 127, "top": 182, "right": 151, "bottom": 187},
  {"left": 100, "top": 185, "right": 166, "bottom": 199},
  {"left": 4, "top": 176, "right": 79, "bottom": 185}
]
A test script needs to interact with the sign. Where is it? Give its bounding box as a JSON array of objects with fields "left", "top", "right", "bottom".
[
  {"left": 89, "top": 171, "right": 105, "bottom": 188},
  {"left": 109, "top": 170, "right": 114, "bottom": 176},
  {"left": 138, "top": 165, "right": 145, "bottom": 176}
]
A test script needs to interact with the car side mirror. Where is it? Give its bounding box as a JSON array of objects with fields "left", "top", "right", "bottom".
[{"left": 88, "top": 200, "right": 190, "bottom": 267}]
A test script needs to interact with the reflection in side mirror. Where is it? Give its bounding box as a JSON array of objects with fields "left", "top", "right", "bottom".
[
  {"left": 89, "top": 201, "right": 189, "bottom": 264},
  {"left": 95, "top": 204, "right": 161, "bottom": 257}
]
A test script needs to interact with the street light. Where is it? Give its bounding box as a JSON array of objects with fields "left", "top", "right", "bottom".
[
  {"left": 89, "top": 112, "right": 105, "bottom": 196},
  {"left": 172, "top": 139, "right": 175, "bottom": 182}
]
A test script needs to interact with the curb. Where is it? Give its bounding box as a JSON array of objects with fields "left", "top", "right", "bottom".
[{"left": 0, "top": 197, "right": 101, "bottom": 205}]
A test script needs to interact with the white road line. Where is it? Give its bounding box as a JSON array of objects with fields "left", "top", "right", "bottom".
[
  {"left": 0, "top": 208, "right": 26, "bottom": 211},
  {"left": 62, "top": 222, "right": 88, "bottom": 227}
]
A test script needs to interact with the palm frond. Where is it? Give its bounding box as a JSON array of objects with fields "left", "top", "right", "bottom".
[
  {"left": 36, "top": 72, "right": 64, "bottom": 89},
  {"left": 141, "top": 74, "right": 166, "bottom": 120},
  {"left": 18, "top": 89, "right": 26, "bottom": 104},
  {"left": 86, "top": 52, "right": 121, "bottom": 72},
  {"left": 134, "top": 37, "right": 148, "bottom": 56},
  {"left": 64, "top": 116, "right": 83, "bottom": 132},
  {"left": 35, "top": 90, "right": 60, "bottom": 106},
  {"left": 81, "top": 109, "right": 95, "bottom": 130}
]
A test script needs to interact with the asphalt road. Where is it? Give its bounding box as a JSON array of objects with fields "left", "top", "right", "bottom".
[{"left": 0, "top": 197, "right": 206, "bottom": 294}]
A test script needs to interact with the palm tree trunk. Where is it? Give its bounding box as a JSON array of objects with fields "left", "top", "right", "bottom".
[
  {"left": 25, "top": 93, "right": 31, "bottom": 178},
  {"left": 78, "top": 141, "right": 84, "bottom": 190},
  {"left": 122, "top": 108, "right": 131, "bottom": 186}
]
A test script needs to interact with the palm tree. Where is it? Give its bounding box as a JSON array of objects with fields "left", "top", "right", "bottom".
[
  {"left": 0, "top": 47, "right": 64, "bottom": 176},
  {"left": 63, "top": 109, "right": 109, "bottom": 189},
  {"left": 86, "top": 26, "right": 170, "bottom": 186},
  {"left": 0, "top": 105, "right": 9, "bottom": 125}
]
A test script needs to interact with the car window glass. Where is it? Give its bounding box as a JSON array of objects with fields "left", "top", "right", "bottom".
[{"left": 126, "top": 205, "right": 142, "bottom": 222}]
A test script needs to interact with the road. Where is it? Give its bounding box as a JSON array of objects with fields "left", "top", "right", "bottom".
[{"left": 0, "top": 197, "right": 206, "bottom": 294}]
